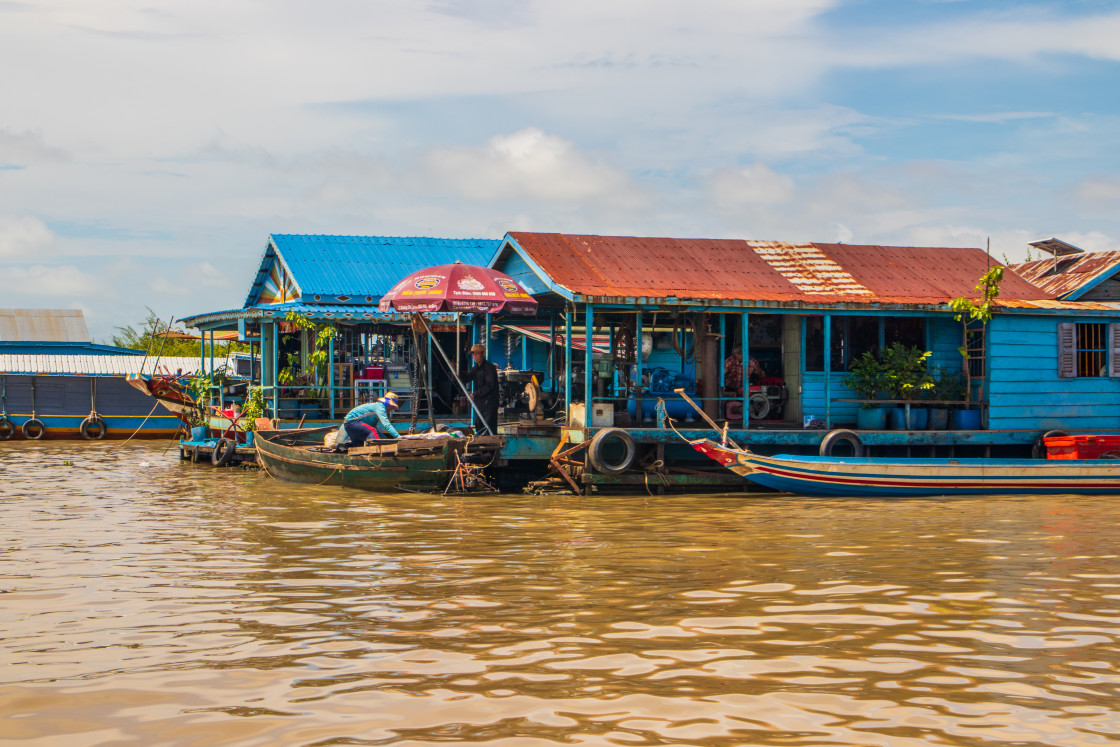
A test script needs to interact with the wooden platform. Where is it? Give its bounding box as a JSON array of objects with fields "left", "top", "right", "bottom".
[{"left": 179, "top": 438, "right": 257, "bottom": 467}]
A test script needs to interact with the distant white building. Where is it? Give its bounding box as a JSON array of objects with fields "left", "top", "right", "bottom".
[{"left": 0, "top": 308, "right": 89, "bottom": 342}]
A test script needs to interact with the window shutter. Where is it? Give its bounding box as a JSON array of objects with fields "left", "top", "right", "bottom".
[
  {"left": 1110, "top": 324, "right": 1120, "bottom": 377},
  {"left": 1058, "top": 323, "right": 1076, "bottom": 378}
]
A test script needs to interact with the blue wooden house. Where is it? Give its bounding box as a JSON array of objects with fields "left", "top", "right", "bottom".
[
  {"left": 180, "top": 234, "right": 503, "bottom": 420},
  {"left": 485, "top": 232, "right": 1120, "bottom": 451}
]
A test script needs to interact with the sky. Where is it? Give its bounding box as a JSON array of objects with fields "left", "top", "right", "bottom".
[{"left": 3, "top": 0, "right": 1120, "bottom": 343}]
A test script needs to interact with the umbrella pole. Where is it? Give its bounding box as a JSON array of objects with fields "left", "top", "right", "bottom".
[{"left": 414, "top": 314, "right": 493, "bottom": 436}]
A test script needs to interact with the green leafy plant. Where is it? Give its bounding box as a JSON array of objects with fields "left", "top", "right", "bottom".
[
  {"left": 185, "top": 375, "right": 212, "bottom": 427},
  {"left": 281, "top": 311, "right": 337, "bottom": 405},
  {"left": 880, "top": 342, "right": 934, "bottom": 401},
  {"left": 841, "top": 351, "right": 888, "bottom": 407},
  {"left": 949, "top": 265, "right": 1002, "bottom": 402},
  {"left": 930, "top": 367, "right": 966, "bottom": 405},
  {"left": 240, "top": 387, "right": 267, "bottom": 430}
]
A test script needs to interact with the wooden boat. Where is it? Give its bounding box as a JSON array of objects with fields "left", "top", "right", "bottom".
[
  {"left": 254, "top": 426, "right": 502, "bottom": 491},
  {"left": 1, "top": 368, "right": 195, "bottom": 441},
  {"left": 690, "top": 438, "right": 1120, "bottom": 497}
]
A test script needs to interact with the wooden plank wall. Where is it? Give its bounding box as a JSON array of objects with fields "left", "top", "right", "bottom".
[{"left": 988, "top": 314, "right": 1120, "bottom": 431}]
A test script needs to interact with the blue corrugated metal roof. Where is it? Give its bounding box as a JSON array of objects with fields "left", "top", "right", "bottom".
[
  {"left": 0, "top": 341, "right": 144, "bottom": 356},
  {"left": 244, "top": 234, "right": 501, "bottom": 308},
  {"left": 180, "top": 302, "right": 464, "bottom": 328}
]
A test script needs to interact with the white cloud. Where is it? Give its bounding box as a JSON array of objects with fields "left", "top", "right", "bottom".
[
  {"left": 0, "top": 129, "right": 69, "bottom": 165},
  {"left": 935, "top": 111, "right": 1053, "bottom": 124},
  {"left": 0, "top": 215, "right": 55, "bottom": 260},
  {"left": 1077, "top": 178, "right": 1120, "bottom": 205},
  {"left": 831, "top": 9, "right": 1120, "bottom": 68},
  {"left": 425, "top": 128, "right": 645, "bottom": 206},
  {"left": 4, "top": 263, "right": 87, "bottom": 295},
  {"left": 709, "top": 163, "right": 796, "bottom": 208}
]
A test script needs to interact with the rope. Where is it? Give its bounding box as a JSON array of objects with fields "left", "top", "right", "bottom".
[
  {"left": 108, "top": 401, "right": 162, "bottom": 453},
  {"left": 658, "top": 397, "right": 703, "bottom": 446},
  {"left": 641, "top": 458, "right": 668, "bottom": 496}
]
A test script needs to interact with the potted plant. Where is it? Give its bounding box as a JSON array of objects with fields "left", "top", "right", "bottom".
[
  {"left": 240, "top": 387, "right": 267, "bottom": 445},
  {"left": 950, "top": 266, "right": 1001, "bottom": 430},
  {"left": 841, "top": 351, "right": 889, "bottom": 430},
  {"left": 185, "top": 374, "right": 212, "bottom": 440},
  {"left": 880, "top": 343, "right": 934, "bottom": 429},
  {"left": 928, "top": 367, "right": 963, "bottom": 430}
]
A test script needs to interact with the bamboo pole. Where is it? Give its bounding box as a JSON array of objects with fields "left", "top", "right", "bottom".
[{"left": 674, "top": 388, "right": 741, "bottom": 450}]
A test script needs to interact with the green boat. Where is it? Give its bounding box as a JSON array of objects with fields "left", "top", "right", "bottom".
[{"left": 254, "top": 426, "right": 500, "bottom": 491}]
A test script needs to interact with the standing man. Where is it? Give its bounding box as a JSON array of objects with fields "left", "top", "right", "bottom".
[
  {"left": 463, "top": 343, "right": 499, "bottom": 435},
  {"left": 337, "top": 392, "right": 401, "bottom": 446}
]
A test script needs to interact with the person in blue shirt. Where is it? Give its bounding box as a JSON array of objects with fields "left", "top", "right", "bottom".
[{"left": 338, "top": 392, "right": 401, "bottom": 446}]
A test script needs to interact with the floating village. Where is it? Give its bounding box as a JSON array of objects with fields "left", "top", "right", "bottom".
[{"left": 5, "top": 233, "right": 1120, "bottom": 497}]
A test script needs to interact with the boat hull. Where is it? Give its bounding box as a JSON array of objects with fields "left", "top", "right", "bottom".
[
  {"left": 2, "top": 374, "right": 185, "bottom": 440},
  {"left": 691, "top": 439, "right": 1120, "bottom": 497},
  {"left": 254, "top": 427, "right": 454, "bottom": 491}
]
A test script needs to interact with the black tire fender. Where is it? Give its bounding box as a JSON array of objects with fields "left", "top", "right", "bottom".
[
  {"left": 79, "top": 415, "right": 107, "bottom": 440},
  {"left": 211, "top": 438, "right": 236, "bottom": 467},
  {"left": 587, "top": 427, "right": 637, "bottom": 475},
  {"left": 0, "top": 417, "right": 13, "bottom": 441},
  {"left": 1033, "top": 430, "right": 1068, "bottom": 460},
  {"left": 820, "top": 428, "right": 863, "bottom": 457},
  {"left": 191, "top": 446, "right": 202, "bottom": 463},
  {"left": 22, "top": 418, "right": 46, "bottom": 440}
]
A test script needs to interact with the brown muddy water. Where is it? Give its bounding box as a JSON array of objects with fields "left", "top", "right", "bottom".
[{"left": 3, "top": 442, "right": 1120, "bottom": 746}]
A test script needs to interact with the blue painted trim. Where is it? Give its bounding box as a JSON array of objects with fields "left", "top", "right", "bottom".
[
  {"left": 1064, "top": 268, "right": 1116, "bottom": 301},
  {"left": 565, "top": 310, "right": 573, "bottom": 411},
  {"left": 584, "top": 303, "right": 594, "bottom": 407},
  {"left": 824, "top": 314, "right": 832, "bottom": 429}
]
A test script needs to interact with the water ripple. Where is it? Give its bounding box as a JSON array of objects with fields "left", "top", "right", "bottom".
[{"left": 3, "top": 442, "right": 1120, "bottom": 744}]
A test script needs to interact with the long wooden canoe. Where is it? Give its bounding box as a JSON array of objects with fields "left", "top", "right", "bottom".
[
  {"left": 690, "top": 438, "right": 1120, "bottom": 497},
  {"left": 255, "top": 426, "right": 498, "bottom": 491}
]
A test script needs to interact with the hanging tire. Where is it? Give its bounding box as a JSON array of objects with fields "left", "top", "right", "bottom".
[
  {"left": 820, "top": 429, "right": 863, "bottom": 457},
  {"left": 211, "top": 438, "right": 236, "bottom": 467},
  {"left": 191, "top": 446, "right": 202, "bottom": 463},
  {"left": 1033, "top": 430, "right": 1068, "bottom": 460},
  {"left": 79, "top": 416, "right": 107, "bottom": 440},
  {"left": 0, "top": 417, "right": 13, "bottom": 441},
  {"left": 587, "top": 427, "right": 636, "bottom": 475},
  {"left": 21, "top": 418, "right": 46, "bottom": 440}
]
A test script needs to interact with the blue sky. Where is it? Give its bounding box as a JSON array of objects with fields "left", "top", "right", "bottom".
[{"left": 2, "top": 0, "right": 1119, "bottom": 342}]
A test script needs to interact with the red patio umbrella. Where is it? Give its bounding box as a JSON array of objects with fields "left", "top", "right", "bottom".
[{"left": 378, "top": 261, "right": 538, "bottom": 316}]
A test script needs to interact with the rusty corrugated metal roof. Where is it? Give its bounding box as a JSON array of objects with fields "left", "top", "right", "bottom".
[
  {"left": 507, "top": 233, "right": 1057, "bottom": 307},
  {"left": 1010, "top": 251, "right": 1120, "bottom": 298}
]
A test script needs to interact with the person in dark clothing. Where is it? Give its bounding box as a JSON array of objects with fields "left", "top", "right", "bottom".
[{"left": 463, "top": 343, "right": 499, "bottom": 435}]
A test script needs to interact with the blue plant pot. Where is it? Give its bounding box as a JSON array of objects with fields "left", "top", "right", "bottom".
[
  {"left": 856, "top": 407, "right": 888, "bottom": 430},
  {"left": 909, "top": 407, "right": 929, "bottom": 430},
  {"left": 244, "top": 431, "right": 255, "bottom": 447},
  {"left": 951, "top": 408, "right": 982, "bottom": 430},
  {"left": 928, "top": 408, "right": 949, "bottom": 430},
  {"left": 888, "top": 407, "right": 907, "bottom": 430},
  {"left": 190, "top": 425, "right": 207, "bottom": 441}
]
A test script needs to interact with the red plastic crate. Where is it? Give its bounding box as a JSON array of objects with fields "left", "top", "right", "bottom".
[{"left": 1044, "top": 435, "right": 1120, "bottom": 460}]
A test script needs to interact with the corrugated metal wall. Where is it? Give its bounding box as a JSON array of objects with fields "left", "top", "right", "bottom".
[{"left": 987, "top": 315, "right": 1120, "bottom": 431}]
